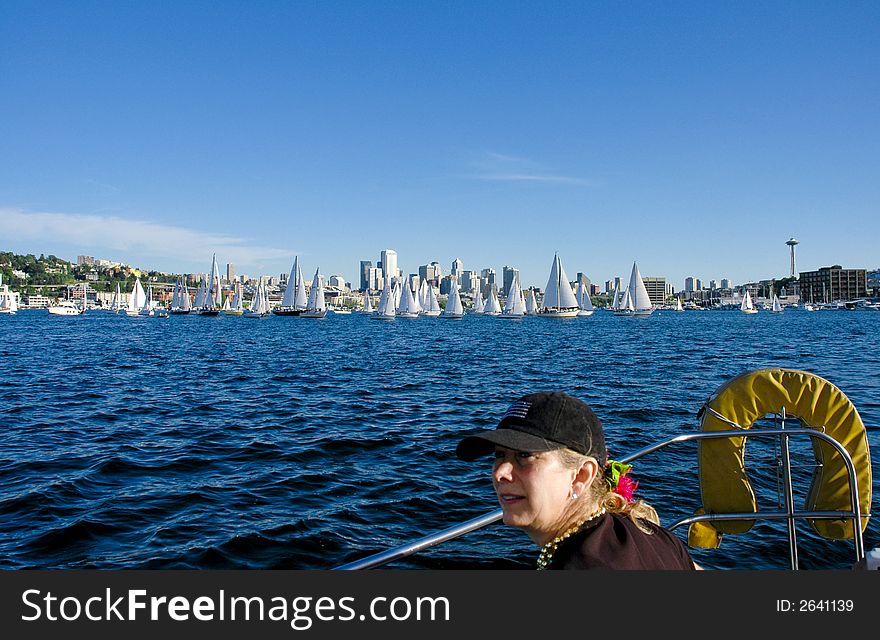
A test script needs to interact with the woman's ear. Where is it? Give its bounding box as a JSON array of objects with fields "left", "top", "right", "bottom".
[{"left": 572, "top": 457, "right": 600, "bottom": 497}]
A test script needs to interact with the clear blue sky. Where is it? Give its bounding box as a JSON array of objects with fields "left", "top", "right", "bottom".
[{"left": 1, "top": 1, "right": 877, "bottom": 290}]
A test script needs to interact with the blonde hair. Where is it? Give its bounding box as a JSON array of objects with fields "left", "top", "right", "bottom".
[{"left": 557, "top": 448, "right": 659, "bottom": 534}]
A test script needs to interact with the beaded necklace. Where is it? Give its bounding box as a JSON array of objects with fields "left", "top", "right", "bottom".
[{"left": 536, "top": 507, "right": 606, "bottom": 570}]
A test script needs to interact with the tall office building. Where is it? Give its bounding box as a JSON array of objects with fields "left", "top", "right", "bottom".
[
  {"left": 451, "top": 258, "right": 464, "bottom": 280},
  {"left": 502, "top": 266, "right": 519, "bottom": 297},
  {"left": 461, "top": 270, "right": 478, "bottom": 293},
  {"left": 642, "top": 277, "right": 667, "bottom": 306},
  {"left": 576, "top": 273, "right": 592, "bottom": 291},
  {"left": 684, "top": 277, "right": 696, "bottom": 292},
  {"left": 226, "top": 263, "right": 235, "bottom": 284},
  {"left": 419, "top": 262, "right": 442, "bottom": 287},
  {"left": 380, "top": 250, "right": 398, "bottom": 287},
  {"left": 359, "top": 261, "right": 373, "bottom": 292},
  {"left": 720, "top": 278, "right": 731, "bottom": 289}
]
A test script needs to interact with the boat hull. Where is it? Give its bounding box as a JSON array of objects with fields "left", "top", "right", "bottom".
[
  {"left": 538, "top": 309, "right": 579, "bottom": 318},
  {"left": 272, "top": 308, "right": 304, "bottom": 316},
  {"left": 301, "top": 310, "right": 327, "bottom": 318}
]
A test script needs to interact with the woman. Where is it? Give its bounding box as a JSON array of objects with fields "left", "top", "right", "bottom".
[{"left": 456, "top": 391, "right": 698, "bottom": 570}]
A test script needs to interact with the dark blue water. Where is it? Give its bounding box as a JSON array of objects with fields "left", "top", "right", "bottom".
[{"left": 1, "top": 308, "right": 877, "bottom": 570}]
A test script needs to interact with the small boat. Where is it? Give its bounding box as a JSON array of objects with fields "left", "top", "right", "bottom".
[
  {"left": 139, "top": 284, "right": 156, "bottom": 316},
  {"left": 47, "top": 299, "right": 85, "bottom": 316},
  {"left": 770, "top": 294, "right": 783, "bottom": 314},
  {"left": 371, "top": 279, "right": 396, "bottom": 320},
  {"left": 396, "top": 279, "right": 421, "bottom": 319},
  {"left": 421, "top": 285, "right": 442, "bottom": 317},
  {"left": 331, "top": 305, "right": 352, "bottom": 315},
  {"left": 223, "top": 281, "right": 244, "bottom": 315},
  {"left": 274, "top": 257, "right": 308, "bottom": 316},
  {"left": 613, "top": 262, "right": 654, "bottom": 317},
  {"left": 538, "top": 253, "right": 579, "bottom": 318},
  {"left": 196, "top": 254, "right": 222, "bottom": 316},
  {"left": 675, "top": 298, "right": 684, "bottom": 312},
  {"left": 741, "top": 289, "right": 758, "bottom": 314},
  {"left": 483, "top": 287, "right": 502, "bottom": 316},
  {"left": 362, "top": 292, "right": 374, "bottom": 315},
  {"left": 525, "top": 288, "right": 538, "bottom": 315},
  {"left": 301, "top": 268, "right": 327, "bottom": 318},
  {"left": 471, "top": 290, "right": 485, "bottom": 315},
  {"left": 575, "top": 278, "right": 594, "bottom": 317},
  {"left": 440, "top": 281, "right": 464, "bottom": 319},
  {"left": 0, "top": 275, "right": 18, "bottom": 314},
  {"left": 124, "top": 278, "right": 147, "bottom": 316},
  {"left": 243, "top": 280, "right": 272, "bottom": 318},
  {"left": 498, "top": 273, "right": 526, "bottom": 319}
]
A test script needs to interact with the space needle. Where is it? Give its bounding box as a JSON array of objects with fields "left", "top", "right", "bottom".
[{"left": 786, "top": 238, "right": 799, "bottom": 277}]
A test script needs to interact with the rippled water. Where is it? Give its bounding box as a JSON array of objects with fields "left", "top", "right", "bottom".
[{"left": 1, "top": 308, "right": 877, "bottom": 570}]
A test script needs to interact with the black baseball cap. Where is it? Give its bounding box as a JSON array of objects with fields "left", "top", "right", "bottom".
[{"left": 456, "top": 391, "right": 607, "bottom": 465}]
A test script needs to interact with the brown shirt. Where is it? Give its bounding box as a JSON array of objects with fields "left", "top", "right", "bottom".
[{"left": 550, "top": 512, "right": 696, "bottom": 570}]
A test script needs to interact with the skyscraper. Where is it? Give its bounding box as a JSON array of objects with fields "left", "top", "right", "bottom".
[
  {"left": 502, "top": 266, "right": 519, "bottom": 297},
  {"left": 451, "top": 258, "right": 463, "bottom": 280},
  {"left": 380, "top": 249, "right": 398, "bottom": 286},
  {"left": 359, "top": 261, "right": 373, "bottom": 292},
  {"left": 226, "top": 263, "right": 235, "bottom": 284}
]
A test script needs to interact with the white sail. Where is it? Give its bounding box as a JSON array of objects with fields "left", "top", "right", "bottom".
[
  {"left": 627, "top": 262, "right": 653, "bottom": 312},
  {"left": 423, "top": 285, "right": 442, "bottom": 315},
  {"left": 418, "top": 280, "right": 429, "bottom": 309},
  {"left": 193, "top": 277, "right": 207, "bottom": 309},
  {"left": 374, "top": 279, "right": 396, "bottom": 319},
  {"left": 397, "top": 281, "right": 420, "bottom": 317},
  {"left": 576, "top": 278, "right": 594, "bottom": 315},
  {"left": 181, "top": 281, "right": 192, "bottom": 311},
  {"left": 293, "top": 261, "right": 308, "bottom": 310},
  {"left": 392, "top": 282, "right": 401, "bottom": 310},
  {"left": 363, "top": 292, "right": 374, "bottom": 313},
  {"left": 442, "top": 281, "right": 464, "bottom": 318},
  {"left": 501, "top": 274, "right": 526, "bottom": 317},
  {"left": 205, "top": 253, "right": 221, "bottom": 309},
  {"left": 222, "top": 295, "right": 231, "bottom": 311},
  {"left": 741, "top": 290, "right": 757, "bottom": 313},
  {"left": 111, "top": 283, "right": 121, "bottom": 311},
  {"left": 485, "top": 287, "right": 502, "bottom": 315},
  {"left": 472, "top": 290, "right": 485, "bottom": 314},
  {"left": 675, "top": 298, "right": 684, "bottom": 312},
  {"left": 127, "top": 278, "right": 147, "bottom": 313},
  {"left": 541, "top": 253, "right": 579, "bottom": 311},
  {"left": 525, "top": 288, "right": 538, "bottom": 315},
  {"left": 231, "top": 282, "right": 243, "bottom": 312},
  {"left": 771, "top": 294, "right": 783, "bottom": 313},
  {"left": 281, "top": 258, "right": 299, "bottom": 308},
  {"left": 303, "top": 268, "right": 326, "bottom": 317}
]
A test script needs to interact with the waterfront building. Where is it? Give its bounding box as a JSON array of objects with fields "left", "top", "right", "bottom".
[
  {"left": 461, "top": 270, "right": 479, "bottom": 293},
  {"left": 684, "top": 276, "right": 696, "bottom": 292},
  {"left": 380, "top": 250, "right": 398, "bottom": 287},
  {"left": 502, "top": 266, "right": 519, "bottom": 297},
  {"left": 720, "top": 278, "right": 730, "bottom": 289},
  {"left": 22, "top": 294, "right": 50, "bottom": 308},
  {"left": 642, "top": 276, "right": 668, "bottom": 306},
  {"left": 419, "top": 262, "right": 442, "bottom": 287},
  {"left": 329, "top": 274, "right": 346, "bottom": 289},
  {"left": 867, "top": 269, "right": 880, "bottom": 297},
  {"left": 359, "top": 261, "right": 373, "bottom": 292},
  {"left": 799, "top": 265, "right": 867, "bottom": 302},
  {"left": 451, "top": 258, "right": 464, "bottom": 280}
]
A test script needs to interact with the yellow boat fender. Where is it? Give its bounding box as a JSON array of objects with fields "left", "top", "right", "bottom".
[{"left": 688, "top": 368, "right": 872, "bottom": 548}]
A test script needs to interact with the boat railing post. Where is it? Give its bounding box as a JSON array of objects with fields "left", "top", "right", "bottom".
[{"left": 778, "top": 408, "right": 799, "bottom": 570}]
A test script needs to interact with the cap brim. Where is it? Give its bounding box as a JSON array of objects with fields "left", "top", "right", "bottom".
[{"left": 455, "top": 428, "right": 564, "bottom": 461}]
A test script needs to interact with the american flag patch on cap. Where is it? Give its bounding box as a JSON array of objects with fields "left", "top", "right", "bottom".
[{"left": 503, "top": 401, "right": 531, "bottom": 419}]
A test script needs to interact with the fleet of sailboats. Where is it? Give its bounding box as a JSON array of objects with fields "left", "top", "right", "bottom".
[
  {"left": 575, "top": 277, "right": 594, "bottom": 317},
  {"left": 613, "top": 262, "right": 654, "bottom": 317}
]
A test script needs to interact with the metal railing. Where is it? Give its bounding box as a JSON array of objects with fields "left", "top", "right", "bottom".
[{"left": 335, "top": 422, "right": 867, "bottom": 570}]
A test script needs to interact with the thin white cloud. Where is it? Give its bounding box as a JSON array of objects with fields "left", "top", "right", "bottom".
[
  {"left": 469, "top": 150, "right": 594, "bottom": 186},
  {"left": 0, "top": 208, "right": 291, "bottom": 271}
]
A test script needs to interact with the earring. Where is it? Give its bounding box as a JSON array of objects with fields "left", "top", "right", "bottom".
[{"left": 571, "top": 491, "right": 578, "bottom": 500}]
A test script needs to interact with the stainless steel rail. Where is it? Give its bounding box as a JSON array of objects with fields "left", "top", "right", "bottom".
[{"left": 335, "top": 426, "right": 867, "bottom": 570}]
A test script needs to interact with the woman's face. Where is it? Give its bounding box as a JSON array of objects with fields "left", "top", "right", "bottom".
[{"left": 492, "top": 446, "right": 575, "bottom": 542}]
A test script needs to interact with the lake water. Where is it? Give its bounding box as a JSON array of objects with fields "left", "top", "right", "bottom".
[{"left": 1, "top": 307, "right": 877, "bottom": 570}]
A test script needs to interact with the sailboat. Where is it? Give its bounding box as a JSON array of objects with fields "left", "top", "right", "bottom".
[
  {"left": 0, "top": 274, "right": 15, "bottom": 314},
  {"left": 197, "top": 254, "right": 222, "bottom": 316},
  {"left": 124, "top": 278, "right": 147, "bottom": 316},
  {"left": 244, "top": 280, "right": 272, "bottom": 318},
  {"left": 301, "top": 268, "right": 327, "bottom": 318},
  {"left": 484, "top": 287, "right": 502, "bottom": 316},
  {"left": 441, "top": 281, "right": 464, "bottom": 319},
  {"left": 525, "top": 288, "right": 538, "bottom": 315},
  {"left": 139, "top": 284, "right": 156, "bottom": 316},
  {"left": 575, "top": 278, "right": 594, "bottom": 317},
  {"left": 372, "top": 279, "right": 396, "bottom": 320},
  {"left": 499, "top": 273, "right": 526, "bottom": 319},
  {"left": 362, "top": 292, "right": 374, "bottom": 315},
  {"left": 274, "top": 257, "right": 308, "bottom": 316},
  {"left": 104, "top": 282, "right": 121, "bottom": 313},
  {"left": 539, "top": 253, "right": 579, "bottom": 317},
  {"left": 741, "top": 289, "right": 758, "bottom": 314},
  {"left": 224, "top": 281, "right": 244, "bottom": 315},
  {"left": 397, "top": 279, "right": 421, "bottom": 318},
  {"left": 421, "top": 285, "right": 442, "bottom": 316},
  {"left": 770, "top": 293, "right": 783, "bottom": 314},
  {"left": 471, "top": 289, "right": 485, "bottom": 315},
  {"left": 613, "top": 262, "right": 653, "bottom": 317},
  {"left": 675, "top": 298, "right": 684, "bottom": 312}
]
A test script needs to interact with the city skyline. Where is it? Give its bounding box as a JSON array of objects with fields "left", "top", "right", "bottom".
[{"left": 1, "top": 2, "right": 878, "bottom": 290}]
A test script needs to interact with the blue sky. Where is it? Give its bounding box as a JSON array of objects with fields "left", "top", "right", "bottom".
[{"left": 1, "top": 1, "right": 877, "bottom": 290}]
